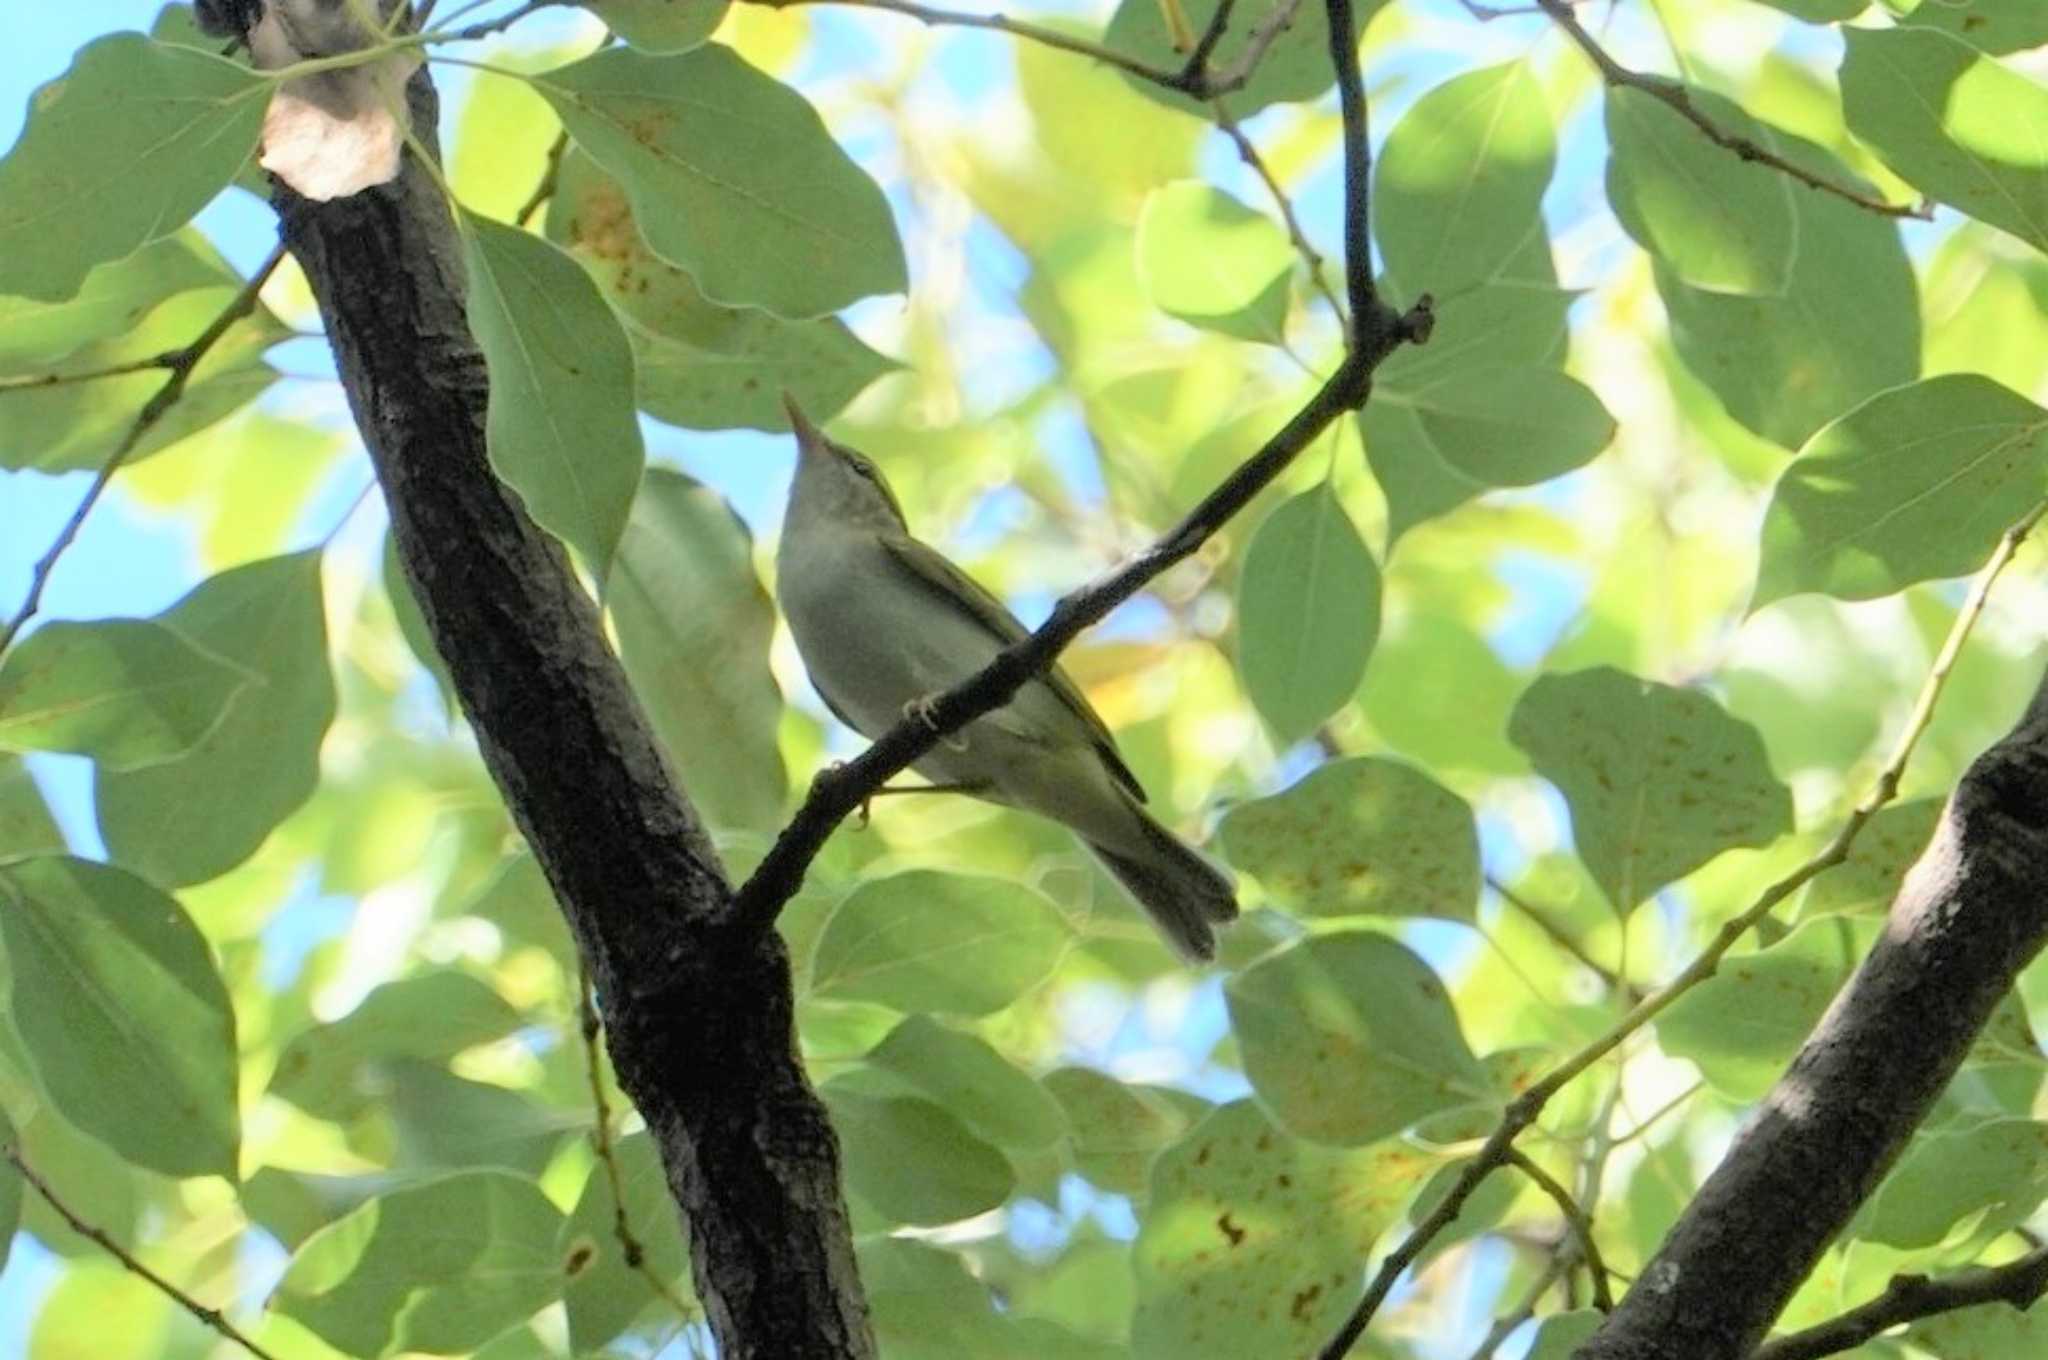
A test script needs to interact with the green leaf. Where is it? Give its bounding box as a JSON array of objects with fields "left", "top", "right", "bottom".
[
  {"left": 1364, "top": 365, "right": 1616, "bottom": 540},
  {"left": 0, "top": 231, "right": 232, "bottom": 372},
  {"left": 1134, "top": 181, "right": 1294, "bottom": 343},
  {"left": 1657, "top": 916, "right": 1866, "bottom": 1100},
  {"left": 0, "top": 753, "right": 64, "bottom": 856},
  {"left": 96, "top": 552, "right": 334, "bottom": 887},
  {"left": 385, "top": 1061, "right": 579, "bottom": 1177},
  {"left": 1508, "top": 667, "right": 1793, "bottom": 912},
  {"left": 1376, "top": 62, "right": 1556, "bottom": 296},
  {"left": 0, "top": 1108, "right": 18, "bottom": 1274},
  {"left": 0, "top": 35, "right": 265, "bottom": 301},
  {"left": 1527, "top": 1310, "right": 1606, "bottom": 1360},
  {"left": 1370, "top": 278, "right": 1573, "bottom": 388},
  {"left": 862, "top": 1236, "right": 1022, "bottom": 1360},
  {"left": 1217, "top": 756, "right": 1479, "bottom": 921},
  {"left": 1043, "top": 1067, "right": 1205, "bottom": 1195},
  {"left": 809, "top": 870, "right": 1072, "bottom": 1015},
  {"left": 0, "top": 619, "right": 252, "bottom": 770},
  {"left": 1225, "top": 930, "right": 1490, "bottom": 1145},
  {"left": 545, "top": 148, "right": 896, "bottom": 432},
  {"left": 462, "top": 213, "right": 645, "bottom": 584},
  {"left": 0, "top": 856, "right": 238, "bottom": 1178},
  {"left": 1103, "top": 0, "right": 1357, "bottom": 118},
  {"left": 1909, "top": 1293, "right": 2048, "bottom": 1357},
  {"left": 271, "top": 1170, "right": 566, "bottom": 1356},
  {"left": 1800, "top": 797, "right": 1943, "bottom": 918},
  {"left": 0, "top": 266, "right": 283, "bottom": 475},
  {"left": 1645, "top": 119, "right": 1916, "bottom": 454},
  {"left": 826, "top": 1081, "right": 1015, "bottom": 1225},
  {"left": 610, "top": 469, "right": 788, "bottom": 833},
  {"left": 536, "top": 45, "right": 906, "bottom": 319},
  {"left": 558, "top": 1131, "right": 693, "bottom": 1355},
  {"left": 269, "top": 971, "right": 525, "bottom": 1122},
  {"left": 1755, "top": 374, "right": 2048, "bottom": 606},
  {"left": 242, "top": 1167, "right": 404, "bottom": 1251},
  {"left": 1607, "top": 85, "right": 1797, "bottom": 295},
  {"left": 863, "top": 1014, "right": 1068, "bottom": 1152},
  {"left": 1235, "top": 484, "right": 1381, "bottom": 747},
  {"left": 1901, "top": 0, "right": 2048, "bottom": 55},
  {"left": 582, "top": 0, "right": 730, "bottom": 51},
  {"left": 1858, "top": 1118, "right": 2048, "bottom": 1248},
  {"left": 1130, "top": 1100, "right": 1433, "bottom": 1360},
  {"left": 1842, "top": 27, "right": 2048, "bottom": 254}
]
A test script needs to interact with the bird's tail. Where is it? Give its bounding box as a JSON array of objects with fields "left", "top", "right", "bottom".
[{"left": 1085, "top": 806, "right": 1238, "bottom": 963}]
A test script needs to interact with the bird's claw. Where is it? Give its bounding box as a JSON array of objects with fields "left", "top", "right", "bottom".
[{"left": 904, "top": 696, "right": 970, "bottom": 752}]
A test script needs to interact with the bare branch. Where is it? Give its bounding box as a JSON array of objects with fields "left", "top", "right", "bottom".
[
  {"left": 4, "top": 1146, "right": 282, "bottom": 1360},
  {"left": 1749, "top": 1247, "right": 2048, "bottom": 1360},
  {"left": 0, "top": 243, "right": 288, "bottom": 660},
  {"left": 1506, "top": 1148, "right": 1614, "bottom": 1311},
  {"left": 1535, "top": 0, "right": 1928, "bottom": 221}
]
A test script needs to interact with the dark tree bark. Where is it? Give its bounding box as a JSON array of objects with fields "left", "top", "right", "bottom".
[
  {"left": 1579, "top": 674, "right": 2048, "bottom": 1360},
  {"left": 272, "top": 76, "right": 873, "bottom": 1359}
]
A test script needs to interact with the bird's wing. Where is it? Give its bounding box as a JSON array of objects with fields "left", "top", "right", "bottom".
[{"left": 878, "top": 531, "right": 1146, "bottom": 803}]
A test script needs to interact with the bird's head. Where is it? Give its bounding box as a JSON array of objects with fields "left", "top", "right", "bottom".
[{"left": 783, "top": 394, "right": 909, "bottom": 534}]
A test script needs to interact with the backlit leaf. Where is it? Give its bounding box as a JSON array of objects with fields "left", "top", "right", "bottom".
[
  {"left": 1218, "top": 757, "right": 1479, "bottom": 921},
  {"left": 1842, "top": 27, "right": 2048, "bottom": 255},
  {"left": 610, "top": 470, "right": 787, "bottom": 833},
  {"left": 1658, "top": 916, "right": 1866, "bottom": 1099},
  {"left": 1130, "top": 1100, "right": 1433, "bottom": 1359},
  {"left": 0, "top": 35, "right": 264, "bottom": 301},
  {"left": 824, "top": 1081, "right": 1015, "bottom": 1225},
  {"left": 583, "top": 0, "right": 730, "bottom": 51},
  {"left": 1756, "top": 374, "right": 2048, "bottom": 606},
  {"left": 1508, "top": 667, "right": 1793, "bottom": 912},
  {"left": 810, "top": 870, "right": 1071, "bottom": 1015},
  {"left": 1135, "top": 181, "right": 1293, "bottom": 343},
  {"left": 1377, "top": 63, "right": 1556, "bottom": 297},
  {"left": 1226, "top": 929, "right": 1489, "bottom": 1145},
  {"left": 271, "top": 1170, "right": 565, "bottom": 1356},
  {"left": 559, "top": 1131, "right": 693, "bottom": 1353},
  {"left": 536, "top": 45, "right": 906, "bottom": 318},
  {"left": 863, "top": 1013, "right": 1068, "bottom": 1152},
  {"left": 463, "top": 213, "right": 645, "bottom": 583},
  {"left": 1608, "top": 85, "right": 1797, "bottom": 295},
  {"left": 0, "top": 619, "right": 252, "bottom": 770},
  {"left": 0, "top": 856, "right": 238, "bottom": 1178},
  {"left": 1235, "top": 484, "right": 1380, "bottom": 748}
]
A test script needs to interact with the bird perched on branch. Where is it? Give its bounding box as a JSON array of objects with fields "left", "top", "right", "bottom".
[
  {"left": 195, "top": 0, "right": 420, "bottom": 201},
  {"left": 775, "top": 397, "right": 1238, "bottom": 962}
]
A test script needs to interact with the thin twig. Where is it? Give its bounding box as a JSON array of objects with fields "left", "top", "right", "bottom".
[
  {"left": 731, "top": 0, "right": 1428, "bottom": 932},
  {"left": 1609, "top": 1079, "right": 1702, "bottom": 1146},
  {"left": 437, "top": 0, "right": 563, "bottom": 41},
  {"left": 742, "top": 0, "right": 1302, "bottom": 99},
  {"left": 581, "top": 962, "right": 700, "bottom": 1319},
  {"left": 515, "top": 129, "right": 570, "bottom": 228},
  {"left": 1182, "top": 0, "right": 1238, "bottom": 80},
  {"left": 0, "top": 243, "right": 288, "bottom": 660},
  {"left": 0, "top": 351, "right": 187, "bottom": 394},
  {"left": 1489, "top": 874, "right": 1641, "bottom": 1000},
  {"left": 1506, "top": 1148, "right": 1615, "bottom": 1310},
  {"left": 1212, "top": 99, "right": 1346, "bottom": 320},
  {"left": 3, "top": 1146, "right": 281, "bottom": 1360},
  {"left": 1312, "top": 502, "right": 2047, "bottom": 1359},
  {"left": 1750, "top": 1246, "right": 2048, "bottom": 1360},
  {"left": 576, "top": 964, "right": 698, "bottom": 1320},
  {"left": 1535, "top": 0, "right": 1928, "bottom": 221},
  {"left": 1468, "top": 1251, "right": 1572, "bottom": 1360}
]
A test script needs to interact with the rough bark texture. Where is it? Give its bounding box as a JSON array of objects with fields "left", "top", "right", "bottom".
[
  {"left": 1578, "top": 676, "right": 2048, "bottom": 1360},
  {"left": 274, "top": 79, "right": 873, "bottom": 1359}
]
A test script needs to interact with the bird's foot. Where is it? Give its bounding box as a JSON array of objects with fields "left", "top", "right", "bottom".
[{"left": 904, "top": 696, "right": 970, "bottom": 752}]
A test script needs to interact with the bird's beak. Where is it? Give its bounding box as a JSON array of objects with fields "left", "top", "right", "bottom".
[{"left": 783, "top": 391, "right": 824, "bottom": 454}]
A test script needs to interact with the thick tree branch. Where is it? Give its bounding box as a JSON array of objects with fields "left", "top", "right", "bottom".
[
  {"left": 1749, "top": 1246, "right": 2048, "bottom": 1360},
  {"left": 271, "top": 71, "right": 870, "bottom": 1360},
  {"left": 1534, "top": 0, "right": 1928, "bottom": 221},
  {"left": 734, "top": 0, "right": 1428, "bottom": 930},
  {"left": 1577, "top": 667, "right": 2048, "bottom": 1358}
]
